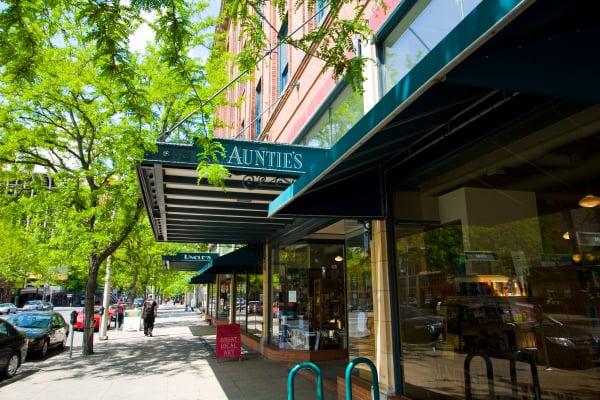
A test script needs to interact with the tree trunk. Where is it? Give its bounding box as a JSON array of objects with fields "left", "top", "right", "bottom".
[
  {"left": 128, "top": 265, "right": 139, "bottom": 306},
  {"left": 83, "top": 254, "right": 100, "bottom": 355}
]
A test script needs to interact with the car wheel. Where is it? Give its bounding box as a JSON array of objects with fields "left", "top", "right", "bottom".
[
  {"left": 4, "top": 353, "right": 20, "bottom": 378},
  {"left": 40, "top": 339, "right": 49, "bottom": 358}
]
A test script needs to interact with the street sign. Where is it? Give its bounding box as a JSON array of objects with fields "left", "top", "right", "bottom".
[{"left": 216, "top": 323, "right": 241, "bottom": 361}]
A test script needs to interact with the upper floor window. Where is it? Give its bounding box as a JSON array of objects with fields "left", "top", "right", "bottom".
[
  {"left": 255, "top": 80, "right": 262, "bottom": 138},
  {"left": 278, "top": 18, "right": 289, "bottom": 96},
  {"left": 381, "top": 0, "right": 482, "bottom": 94},
  {"left": 298, "top": 85, "right": 364, "bottom": 148},
  {"left": 316, "top": 0, "right": 329, "bottom": 25}
]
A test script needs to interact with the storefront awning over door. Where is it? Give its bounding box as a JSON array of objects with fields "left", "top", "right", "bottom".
[
  {"left": 268, "top": 0, "right": 600, "bottom": 218},
  {"left": 162, "top": 252, "right": 219, "bottom": 271},
  {"left": 137, "top": 139, "right": 326, "bottom": 243},
  {"left": 189, "top": 274, "right": 216, "bottom": 284},
  {"left": 197, "top": 245, "right": 263, "bottom": 275}
]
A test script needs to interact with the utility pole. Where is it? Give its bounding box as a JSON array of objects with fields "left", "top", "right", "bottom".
[{"left": 99, "top": 255, "right": 112, "bottom": 340}]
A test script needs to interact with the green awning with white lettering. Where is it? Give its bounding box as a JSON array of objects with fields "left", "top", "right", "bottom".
[
  {"left": 162, "top": 252, "right": 219, "bottom": 271},
  {"left": 137, "top": 139, "right": 326, "bottom": 243}
]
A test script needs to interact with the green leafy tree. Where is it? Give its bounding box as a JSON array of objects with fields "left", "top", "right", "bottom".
[{"left": 0, "top": 9, "right": 212, "bottom": 353}]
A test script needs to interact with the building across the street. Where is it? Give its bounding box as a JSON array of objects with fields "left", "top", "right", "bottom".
[{"left": 138, "top": 1, "right": 600, "bottom": 399}]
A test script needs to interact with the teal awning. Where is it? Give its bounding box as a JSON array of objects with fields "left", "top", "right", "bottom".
[
  {"left": 189, "top": 274, "right": 216, "bottom": 285},
  {"left": 198, "top": 245, "right": 263, "bottom": 275},
  {"left": 162, "top": 252, "right": 219, "bottom": 271},
  {"left": 268, "top": 0, "right": 600, "bottom": 217},
  {"left": 137, "top": 138, "right": 325, "bottom": 243}
]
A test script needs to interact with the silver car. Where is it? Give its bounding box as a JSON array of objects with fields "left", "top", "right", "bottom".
[
  {"left": 22, "top": 300, "right": 44, "bottom": 311},
  {"left": 0, "top": 303, "right": 17, "bottom": 314}
]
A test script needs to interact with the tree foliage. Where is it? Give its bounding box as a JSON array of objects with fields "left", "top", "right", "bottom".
[
  {"left": 0, "top": 1, "right": 215, "bottom": 354},
  {"left": 223, "top": 0, "right": 383, "bottom": 92}
]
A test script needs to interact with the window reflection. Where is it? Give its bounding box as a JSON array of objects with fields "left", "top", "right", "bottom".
[
  {"left": 299, "top": 85, "right": 364, "bottom": 148},
  {"left": 382, "top": 0, "right": 483, "bottom": 93},
  {"left": 395, "top": 123, "right": 600, "bottom": 400}
]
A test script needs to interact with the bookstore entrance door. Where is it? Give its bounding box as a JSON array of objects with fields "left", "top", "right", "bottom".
[{"left": 308, "top": 243, "right": 346, "bottom": 351}]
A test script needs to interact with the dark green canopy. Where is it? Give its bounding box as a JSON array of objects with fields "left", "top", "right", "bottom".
[
  {"left": 189, "top": 274, "right": 216, "bottom": 284},
  {"left": 198, "top": 245, "right": 264, "bottom": 275}
]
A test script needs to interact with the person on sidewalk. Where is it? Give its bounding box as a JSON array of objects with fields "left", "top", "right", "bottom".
[
  {"left": 142, "top": 294, "right": 158, "bottom": 337},
  {"left": 117, "top": 301, "right": 125, "bottom": 329}
]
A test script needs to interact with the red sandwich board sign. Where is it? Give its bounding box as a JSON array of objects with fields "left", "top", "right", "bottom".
[{"left": 216, "top": 323, "right": 241, "bottom": 360}]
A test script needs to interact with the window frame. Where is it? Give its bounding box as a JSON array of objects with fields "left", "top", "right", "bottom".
[
  {"left": 255, "top": 80, "right": 262, "bottom": 138},
  {"left": 278, "top": 17, "right": 289, "bottom": 96}
]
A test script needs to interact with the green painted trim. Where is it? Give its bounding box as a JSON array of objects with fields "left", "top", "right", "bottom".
[
  {"left": 374, "top": 0, "right": 419, "bottom": 43},
  {"left": 268, "top": 0, "right": 526, "bottom": 217}
]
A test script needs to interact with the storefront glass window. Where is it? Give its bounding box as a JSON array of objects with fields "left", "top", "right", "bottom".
[
  {"left": 270, "top": 242, "right": 346, "bottom": 350},
  {"left": 345, "top": 221, "right": 375, "bottom": 373},
  {"left": 247, "top": 274, "right": 264, "bottom": 337},
  {"left": 218, "top": 275, "right": 231, "bottom": 320},
  {"left": 382, "top": 0, "right": 482, "bottom": 93},
  {"left": 298, "top": 85, "right": 364, "bottom": 149},
  {"left": 208, "top": 283, "right": 216, "bottom": 317},
  {"left": 236, "top": 274, "right": 247, "bottom": 331},
  {"left": 394, "top": 127, "right": 600, "bottom": 399}
]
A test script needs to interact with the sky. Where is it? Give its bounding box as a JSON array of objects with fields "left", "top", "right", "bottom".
[{"left": 129, "top": 1, "right": 222, "bottom": 61}]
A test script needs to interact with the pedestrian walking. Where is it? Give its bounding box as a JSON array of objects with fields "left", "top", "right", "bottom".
[
  {"left": 142, "top": 294, "right": 158, "bottom": 337},
  {"left": 117, "top": 301, "right": 125, "bottom": 328}
]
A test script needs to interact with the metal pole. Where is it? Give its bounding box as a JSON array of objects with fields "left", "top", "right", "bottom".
[
  {"left": 69, "top": 321, "right": 75, "bottom": 359},
  {"left": 99, "top": 255, "right": 111, "bottom": 340}
]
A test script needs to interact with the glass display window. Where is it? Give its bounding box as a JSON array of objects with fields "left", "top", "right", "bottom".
[
  {"left": 270, "top": 242, "right": 346, "bottom": 351},
  {"left": 393, "top": 120, "right": 600, "bottom": 399}
]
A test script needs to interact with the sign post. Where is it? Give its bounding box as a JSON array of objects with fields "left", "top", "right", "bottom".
[
  {"left": 216, "top": 323, "right": 241, "bottom": 361},
  {"left": 69, "top": 311, "right": 77, "bottom": 359}
]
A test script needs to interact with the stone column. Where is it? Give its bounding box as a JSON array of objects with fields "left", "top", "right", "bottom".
[
  {"left": 370, "top": 220, "right": 397, "bottom": 396},
  {"left": 261, "top": 242, "right": 270, "bottom": 351}
]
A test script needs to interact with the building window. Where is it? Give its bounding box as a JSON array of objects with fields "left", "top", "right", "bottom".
[
  {"left": 380, "top": 0, "right": 482, "bottom": 94},
  {"left": 316, "top": 0, "right": 329, "bottom": 25},
  {"left": 345, "top": 221, "right": 375, "bottom": 376},
  {"left": 247, "top": 274, "right": 264, "bottom": 337},
  {"left": 298, "top": 85, "right": 364, "bottom": 148},
  {"left": 278, "top": 18, "right": 289, "bottom": 96},
  {"left": 270, "top": 242, "right": 346, "bottom": 350},
  {"left": 393, "top": 105, "right": 600, "bottom": 399},
  {"left": 255, "top": 80, "right": 262, "bottom": 138}
]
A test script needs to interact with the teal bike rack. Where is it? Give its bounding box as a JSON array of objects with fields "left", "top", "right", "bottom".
[
  {"left": 345, "top": 357, "right": 380, "bottom": 400},
  {"left": 287, "top": 361, "right": 324, "bottom": 400}
]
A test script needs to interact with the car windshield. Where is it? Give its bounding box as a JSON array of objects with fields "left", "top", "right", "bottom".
[
  {"left": 9, "top": 314, "right": 51, "bottom": 329},
  {"left": 26, "top": 300, "right": 42, "bottom": 305}
]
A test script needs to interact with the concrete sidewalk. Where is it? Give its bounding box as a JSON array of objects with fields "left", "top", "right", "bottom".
[{"left": 0, "top": 306, "right": 334, "bottom": 400}]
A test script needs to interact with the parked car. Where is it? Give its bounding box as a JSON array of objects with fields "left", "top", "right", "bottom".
[
  {"left": 0, "top": 319, "right": 28, "bottom": 378},
  {"left": 399, "top": 305, "right": 444, "bottom": 343},
  {"left": 7, "top": 312, "right": 68, "bottom": 357},
  {"left": 73, "top": 307, "right": 103, "bottom": 331},
  {"left": 22, "top": 300, "right": 44, "bottom": 311},
  {"left": 534, "top": 314, "right": 600, "bottom": 370},
  {"left": 108, "top": 305, "right": 118, "bottom": 323},
  {"left": 247, "top": 301, "right": 263, "bottom": 314},
  {"left": 0, "top": 303, "right": 17, "bottom": 315},
  {"left": 41, "top": 301, "right": 54, "bottom": 311},
  {"left": 133, "top": 298, "right": 144, "bottom": 308}
]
